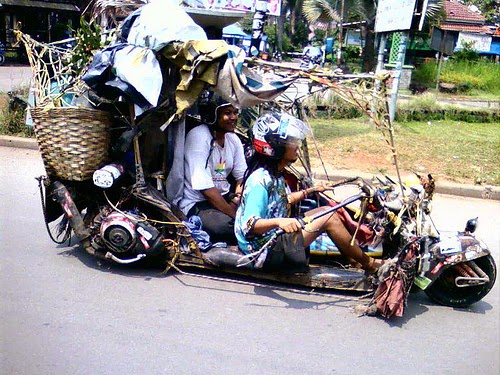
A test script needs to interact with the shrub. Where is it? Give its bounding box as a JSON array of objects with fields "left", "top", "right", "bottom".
[
  {"left": 0, "top": 90, "right": 34, "bottom": 137},
  {"left": 441, "top": 59, "right": 500, "bottom": 95},
  {"left": 453, "top": 41, "right": 480, "bottom": 62},
  {"left": 0, "top": 107, "right": 33, "bottom": 137},
  {"left": 304, "top": 91, "right": 363, "bottom": 119},
  {"left": 411, "top": 61, "right": 437, "bottom": 88}
]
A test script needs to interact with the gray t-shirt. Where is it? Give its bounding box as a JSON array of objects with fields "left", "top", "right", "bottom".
[{"left": 179, "top": 124, "right": 247, "bottom": 215}]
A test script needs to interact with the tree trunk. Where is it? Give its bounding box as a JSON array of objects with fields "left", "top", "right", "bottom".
[
  {"left": 290, "top": 10, "right": 296, "bottom": 35},
  {"left": 362, "top": 19, "right": 376, "bottom": 72},
  {"left": 277, "top": 3, "right": 285, "bottom": 51}
]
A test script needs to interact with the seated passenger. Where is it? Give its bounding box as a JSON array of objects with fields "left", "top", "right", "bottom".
[
  {"left": 179, "top": 93, "right": 247, "bottom": 244},
  {"left": 234, "top": 112, "right": 383, "bottom": 272}
]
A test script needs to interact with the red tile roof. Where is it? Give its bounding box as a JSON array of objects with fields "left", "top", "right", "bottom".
[
  {"left": 444, "top": 0, "right": 485, "bottom": 24},
  {"left": 440, "top": 22, "right": 493, "bottom": 34}
]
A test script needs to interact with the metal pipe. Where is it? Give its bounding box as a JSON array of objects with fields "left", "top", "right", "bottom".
[
  {"left": 454, "top": 261, "right": 489, "bottom": 287},
  {"left": 375, "top": 33, "right": 387, "bottom": 73},
  {"left": 105, "top": 252, "right": 147, "bottom": 264},
  {"left": 468, "top": 260, "right": 489, "bottom": 279},
  {"left": 455, "top": 276, "right": 489, "bottom": 287}
]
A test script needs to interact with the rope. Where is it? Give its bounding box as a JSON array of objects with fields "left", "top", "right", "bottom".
[{"left": 14, "top": 30, "right": 86, "bottom": 106}]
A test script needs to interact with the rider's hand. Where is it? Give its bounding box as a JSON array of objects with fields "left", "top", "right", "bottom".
[
  {"left": 277, "top": 218, "right": 303, "bottom": 233},
  {"left": 310, "top": 182, "right": 334, "bottom": 194}
]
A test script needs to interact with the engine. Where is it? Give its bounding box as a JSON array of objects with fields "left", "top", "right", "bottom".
[{"left": 91, "top": 209, "right": 164, "bottom": 256}]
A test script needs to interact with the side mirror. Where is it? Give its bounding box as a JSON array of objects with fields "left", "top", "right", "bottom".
[{"left": 465, "top": 217, "right": 478, "bottom": 233}]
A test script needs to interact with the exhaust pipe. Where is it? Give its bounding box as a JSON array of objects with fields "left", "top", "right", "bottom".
[
  {"left": 50, "top": 181, "right": 105, "bottom": 259},
  {"left": 454, "top": 261, "right": 490, "bottom": 287}
]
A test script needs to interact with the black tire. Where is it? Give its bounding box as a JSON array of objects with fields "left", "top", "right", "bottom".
[
  {"left": 425, "top": 255, "right": 496, "bottom": 307},
  {"left": 0, "top": 54, "right": 5, "bottom": 66}
]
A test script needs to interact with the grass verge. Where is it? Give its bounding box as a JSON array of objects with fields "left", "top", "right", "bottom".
[{"left": 308, "top": 117, "right": 500, "bottom": 186}]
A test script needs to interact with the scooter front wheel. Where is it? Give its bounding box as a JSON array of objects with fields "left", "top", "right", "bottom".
[{"left": 425, "top": 255, "right": 496, "bottom": 307}]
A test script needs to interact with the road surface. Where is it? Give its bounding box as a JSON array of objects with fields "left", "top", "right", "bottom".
[
  {"left": 0, "top": 65, "right": 32, "bottom": 92},
  {"left": 1, "top": 146, "right": 499, "bottom": 375}
]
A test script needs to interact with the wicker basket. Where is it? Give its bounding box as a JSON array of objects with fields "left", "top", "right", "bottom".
[{"left": 30, "top": 107, "right": 112, "bottom": 181}]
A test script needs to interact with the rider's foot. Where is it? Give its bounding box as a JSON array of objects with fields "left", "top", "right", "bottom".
[{"left": 363, "top": 258, "right": 384, "bottom": 274}]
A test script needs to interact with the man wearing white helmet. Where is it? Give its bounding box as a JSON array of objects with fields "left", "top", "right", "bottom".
[
  {"left": 234, "top": 112, "right": 383, "bottom": 272},
  {"left": 179, "top": 92, "right": 247, "bottom": 244}
]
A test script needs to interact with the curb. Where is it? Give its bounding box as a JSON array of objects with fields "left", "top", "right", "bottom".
[
  {"left": 312, "top": 169, "right": 499, "bottom": 201},
  {"left": 1, "top": 135, "right": 498, "bottom": 201},
  {"left": 0, "top": 135, "right": 38, "bottom": 150}
]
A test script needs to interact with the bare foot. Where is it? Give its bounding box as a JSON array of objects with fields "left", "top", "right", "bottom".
[{"left": 363, "top": 258, "right": 384, "bottom": 274}]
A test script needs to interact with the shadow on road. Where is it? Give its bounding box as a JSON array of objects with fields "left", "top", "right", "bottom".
[
  {"left": 57, "top": 242, "right": 169, "bottom": 278},
  {"left": 55, "top": 241, "right": 494, "bottom": 323}
]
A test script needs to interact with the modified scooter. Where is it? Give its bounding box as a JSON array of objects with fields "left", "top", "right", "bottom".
[
  {"left": 36, "top": 97, "right": 496, "bottom": 318},
  {"left": 20, "top": 4, "right": 495, "bottom": 317}
]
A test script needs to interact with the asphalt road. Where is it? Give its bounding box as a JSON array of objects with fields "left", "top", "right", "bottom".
[
  {"left": 0, "top": 65, "right": 32, "bottom": 92},
  {"left": 1, "top": 146, "right": 499, "bottom": 375}
]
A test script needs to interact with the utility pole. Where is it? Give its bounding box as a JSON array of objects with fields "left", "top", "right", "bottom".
[{"left": 336, "top": 0, "right": 345, "bottom": 66}]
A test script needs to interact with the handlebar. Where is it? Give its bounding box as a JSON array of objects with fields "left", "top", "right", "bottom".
[{"left": 236, "top": 192, "right": 367, "bottom": 268}]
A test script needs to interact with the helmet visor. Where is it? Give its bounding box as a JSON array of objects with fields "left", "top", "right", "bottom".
[{"left": 253, "top": 113, "right": 309, "bottom": 143}]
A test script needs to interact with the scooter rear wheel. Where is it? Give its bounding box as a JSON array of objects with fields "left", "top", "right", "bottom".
[{"left": 425, "top": 255, "right": 496, "bottom": 307}]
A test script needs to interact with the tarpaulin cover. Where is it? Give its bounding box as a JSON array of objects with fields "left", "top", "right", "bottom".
[
  {"left": 126, "top": 0, "right": 207, "bottom": 51},
  {"left": 161, "top": 40, "right": 229, "bottom": 117},
  {"left": 84, "top": 0, "right": 208, "bottom": 115},
  {"left": 214, "top": 45, "right": 296, "bottom": 108},
  {"left": 83, "top": 44, "right": 161, "bottom": 112}
]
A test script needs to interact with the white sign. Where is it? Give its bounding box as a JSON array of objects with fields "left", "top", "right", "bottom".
[
  {"left": 456, "top": 32, "right": 492, "bottom": 53},
  {"left": 345, "top": 30, "right": 365, "bottom": 47},
  {"left": 375, "top": 0, "right": 417, "bottom": 33},
  {"left": 200, "top": 0, "right": 281, "bottom": 16}
]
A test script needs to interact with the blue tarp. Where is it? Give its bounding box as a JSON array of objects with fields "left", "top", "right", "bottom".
[
  {"left": 485, "top": 37, "right": 500, "bottom": 55},
  {"left": 223, "top": 24, "right": 248, "bottom": 37}
]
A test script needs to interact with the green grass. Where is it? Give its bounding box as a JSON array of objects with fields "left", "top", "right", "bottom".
[
  {"left": 442, "top": 60, "right": 500, "bottom": 95},
  {"left": 412, "top": 59, "right": 500, "bottom": 96},
  {"left": 308, "top": 118, "right": 500, "bottom": 186},
  {"left": 0, "top": 109, "right": 33, "bottom": 137}
]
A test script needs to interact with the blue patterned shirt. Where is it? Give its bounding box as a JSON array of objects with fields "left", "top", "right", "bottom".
[{"left": 235, "top": 168, "right": 290, "bottom": 254}]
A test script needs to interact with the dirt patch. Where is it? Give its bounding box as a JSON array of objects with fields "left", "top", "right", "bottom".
[
  {"left": 308, "top": 137, "right": 479, "bottom": 185},
  {"left": 0, "top": 93, "right": 8, "bottom": 109}
]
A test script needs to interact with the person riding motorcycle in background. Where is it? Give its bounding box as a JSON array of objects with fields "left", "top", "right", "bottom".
[
  {"left": 234, "top": 112, "right": 383, "bottom": 272},
  {"left": 179, "top": 92, "right": 247, "bottom": 244},
  {"left": 301, "top": 41, "right": 323, "bottom": 67}
]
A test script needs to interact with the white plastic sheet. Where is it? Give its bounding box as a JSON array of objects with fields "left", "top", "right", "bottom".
[
  {"left": 113, "top": 45, "right": 162, "bottom": 108},
  {"left": 127, "top": 0, "right": 207, "bottom": 51}
]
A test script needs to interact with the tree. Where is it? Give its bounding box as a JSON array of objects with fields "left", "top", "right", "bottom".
[
  {"left": 302, "top": 0, "right": 445, "bottom": 72},
  {"left": 302, "top": 0, "right": 340, "bottom": 33},
  {"left": 346, "top": 0, "right": 377, "bottom": 72},
  {"left": 461, "top": 0, "right": 500, "bottom": 23}
]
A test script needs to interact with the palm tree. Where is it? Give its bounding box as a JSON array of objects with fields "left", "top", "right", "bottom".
[
  {"left": 287, "top": 0, "right": 306, "bottom": 35},
  {"left": 303, "top": 0, "right": 445, "bottom": 72},
  {"left": 302, "top": 0, "right": 340, "bottom": 33}
]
